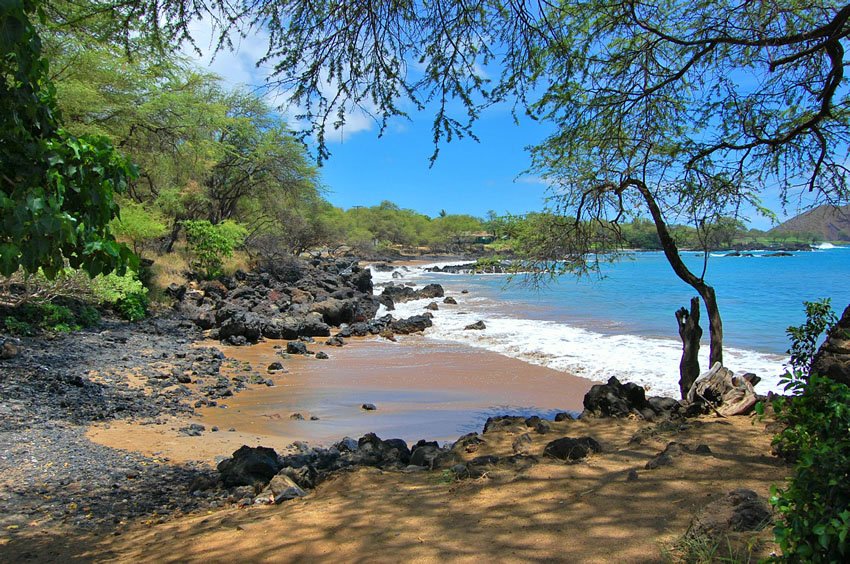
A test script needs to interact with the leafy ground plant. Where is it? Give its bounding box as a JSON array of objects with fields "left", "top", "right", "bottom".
[{"left": 764, "top": 299, "right": 850, "bottom": 561}]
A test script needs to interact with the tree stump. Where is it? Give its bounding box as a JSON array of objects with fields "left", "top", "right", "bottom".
[
  {"left": 686, "top": 362, "right": 758, "bottom": 416},
  {"left": 676, "top": 296, "right": 703, "bottom": 400}
]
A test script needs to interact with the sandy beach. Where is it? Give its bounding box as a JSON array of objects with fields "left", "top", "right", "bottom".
[
  {"left": 89, "top": 335, "right": 598, "bottom": 464},
  {"left": 88, "top": 411, "right": 786, "bottom": 563}
]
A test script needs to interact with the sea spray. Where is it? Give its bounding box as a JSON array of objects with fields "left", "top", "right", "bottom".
[{"left": 370, "top": 259, "right": 799, "bottom": 397}]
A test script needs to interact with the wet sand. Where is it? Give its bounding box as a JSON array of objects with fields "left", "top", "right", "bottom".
[
  {"left": 89, "top": 335, "right": 598, "bottom": 464},
  {"left": 207, "top": 336, "right": 595, "bottom": 443}
]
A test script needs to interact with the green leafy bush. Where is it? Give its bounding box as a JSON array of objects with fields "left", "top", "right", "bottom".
[
  {"left": 77, "top": 304, "right": 101, "bottom": 327},
  {"left": 40, "top": 302, "right": 76, "bottom": 328},
  {"left": 3, "top": 316, "right": 33, "bottom": 336},
  {"left": 183, "top": 220, "right": 247, "bottom": 279},
  {"left": 115, "top": 292, "right": 148, "bottom": 322},
  {"left": 1, "top": 300, "right": 98, "bottom": 334},
  {"left": 110, "top": 201, "right": 168, "bottom": 257},
  {"left": 90, "top": 270, "right": 149, "bottom": 321},
  {"left": 767, "top": 299, "right": 850, "bottom": 561},
  {"left": 0, "top": 1, "right": 137, "bottom": 280}
]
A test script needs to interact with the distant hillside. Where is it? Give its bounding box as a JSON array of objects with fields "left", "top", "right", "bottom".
[{"left": 770, "top": 204, "right": 850, "bottom": 241}]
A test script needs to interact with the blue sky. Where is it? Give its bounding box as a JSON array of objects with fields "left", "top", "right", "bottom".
[{"left": 189, "top": 25, "right": 802, "bottom": 230}]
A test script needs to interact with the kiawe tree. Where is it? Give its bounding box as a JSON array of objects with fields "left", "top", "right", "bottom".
[
  {"left": 189, "top": 0, "right": 845, "bottom": 369},
  {"left": 23, "top": 1, "right": 850, "bottom": 368}
]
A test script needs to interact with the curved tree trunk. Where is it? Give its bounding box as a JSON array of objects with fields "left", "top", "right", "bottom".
[
  {"left": 628, "top": 179, "right": 724, "bottom": 366},
  {"left": 164, "top": 220, "right": 182, "bottom": 253}
]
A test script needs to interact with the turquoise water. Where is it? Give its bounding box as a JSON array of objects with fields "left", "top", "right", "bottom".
[
  {"left": 477, "top": 248, "right": 850, "bottom": 354},
  {"left": 374, "top": 246, "right": 849, "bottom": 396}
]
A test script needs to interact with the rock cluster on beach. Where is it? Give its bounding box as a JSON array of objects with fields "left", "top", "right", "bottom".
[
  {"left": 425, "top": 262, "right": 512, "bottom": 274},
  {"left": 170, "top": 258, "right": 443, "bottom": 345},
  {"left": 581, "top": 376, "right": 686, "bottom": 420}
]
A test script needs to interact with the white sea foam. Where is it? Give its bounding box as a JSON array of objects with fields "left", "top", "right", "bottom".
[
  {"left": 811, "top": 242, "right": 844, "bottom": 250},
  {"left": 371, "top": 264, "right": 788, "bottom": 398}
]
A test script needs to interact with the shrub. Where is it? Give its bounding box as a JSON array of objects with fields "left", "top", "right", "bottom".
[
  {"left": 109, "top": 201, "right": 168, "bottom": 257},
  {"left": 766, "top": 299, "right": 850, "bottom": 561},
  {"left": 90, "top": 270, "right": 149, "bottom": 321},
  {"left": 183, "top": 220, "right": 247, "bottom": 279},
  {"left": 77, "top": 305, "right": 101, "bottom": 327},
  {"left": 2, "top": 301, "right": 81, "bottom": 334},
  {"left": 3, "top": 316, "right": 34, "bottom": 336}
]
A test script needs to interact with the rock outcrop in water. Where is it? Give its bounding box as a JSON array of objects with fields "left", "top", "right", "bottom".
[{"left": 378, "top": 282, "right": 445, "bottom": 310}]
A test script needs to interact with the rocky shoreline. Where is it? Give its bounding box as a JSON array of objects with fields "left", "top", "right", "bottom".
[
  {"left": 0, "top": 256, "right": 463, "bottom": 547},
  {"left": 0, "top": 314, "right": 235, "bottom": 540},
  {"left": 0, "top": 255, "right": 794, "bottom": 560}
]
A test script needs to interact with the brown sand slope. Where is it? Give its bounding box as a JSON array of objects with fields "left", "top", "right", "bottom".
[{"left": 89, "top": 414, "right": 787, "bottom": 563}]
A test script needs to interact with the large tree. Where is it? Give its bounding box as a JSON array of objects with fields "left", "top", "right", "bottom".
[
  {"left": 1, "top": 0, "right": 136, "bottom": 279},
  {"left": 34, "top": 1, "right": 850, "bottom": 364},
  {"left": 257, "top": 0, "right": 850, "bottom": 367}
]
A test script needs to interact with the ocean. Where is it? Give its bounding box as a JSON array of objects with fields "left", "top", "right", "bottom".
[{"left": 370, "top": 245, "right": 850, "bottom": 398}]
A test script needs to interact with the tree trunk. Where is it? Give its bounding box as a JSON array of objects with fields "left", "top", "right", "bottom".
[
  {"left": 697, "top": 283, "right": 723, "bottom": 367},
  {"left": 676, "top": 296, "right": 703, "bottom": 399},
  {"left": 165, "top": 220, "right": 182, "bottom": 253},
  {"left": 629, "top": 178, "right": 724, "bottom": 366}
]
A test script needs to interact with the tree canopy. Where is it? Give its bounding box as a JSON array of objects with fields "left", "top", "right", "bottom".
[
  {"left": 1, "top": 0, "right": 136, "bottom": 279},
  {"left": 7, "top": 1, "right": 850, "bottom": 361}
]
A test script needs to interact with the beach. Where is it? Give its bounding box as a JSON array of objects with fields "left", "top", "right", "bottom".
[
  {"left": 0, "top": 255, "right": 802, "bottom": 562},
  {"left": 88, "top": 335, "right": 596, "bottom": 465}
]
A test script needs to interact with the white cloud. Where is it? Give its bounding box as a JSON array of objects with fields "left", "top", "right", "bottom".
[
  {"left": 515, "top": 175, "right": 552, "bottom": 187},
  {"left": 182, "top": 18, "right": 408, "bottom": 143},
  {"left": 183, "top": 19, "right": 269, "bottom": 90}
]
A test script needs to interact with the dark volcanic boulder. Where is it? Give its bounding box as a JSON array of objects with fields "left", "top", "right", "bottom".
[
  {"left": 351, "top": 296, "right": 381, "bottom": 322},
  {"left": 811, "top": 304, "right": 850, "bottom": 386},
  {"left": 200, "top": 280, "right": 228, "bottom": 299},
  {"left": 390, "top": 315, "right": 433, "bottom": 334},
  {"left": 165, "top": 283, "right": 187, "bottom": 301},
  {"left": 466, "top": 455, "right": 501, "bottom": 478},
  {"left": 262, "top": 316, "right": 301, "bottom": 340},
  {"left": 464, "top": 320, "right": 486, "bottom": 330},
  {"left": 417, "top": 284, "right": 445, "bottom": 299},
  {"left": 382, "top": 438, "right": 412, "bottom": 465},
  {"left": 686, "top": 489, "right": 772, "bottom": 541},
  {"left": 348, "top": 268, "right": 374, "bottom": 294},
  {"left": 543, "top": 437, "right": 601, "bottom": 461},
  {"left": 179, "top": 302, "right": 216, "bottom": 329},
  {"left": 647, "top": 396, "right": 682, "bottom": 418},
  {"left": 299, "top": 312, "right": 331, "bottom": 337},
  {"left": 310, "top": 298, "right": 356, "bottom": 326},
  {"left": 325, "top": 335, "right": 345, "bottom": 347},
  {"left": 217, "top": 445, "right": 282, "bottom": 488},
  {"left": 380, "top": 284, "right": 417, "bottom": 303},
  {"left": 287, "top": 341, "right": 308, "bottom": 355},
  {"left": 218, "top": 311, "right": 264, "bottom": 344},
  {"left": 355, "top": 433, "right": 410, "bottom": 467},
  {"left": 380, "top": 283, "right": 445, "bottom": 304},
  {"left": 581, "top": 376, "right": 649, "bottom": 418},
  {"left": 483, "top": 416, "right": 526, "bottom": 433}
]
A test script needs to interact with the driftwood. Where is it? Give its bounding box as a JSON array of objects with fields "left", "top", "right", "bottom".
[
  {"left": 676, "top": 297, "right": 703, "bottom": 400},
  {"left": 687, "top": 362, "right": 758, "bottom": 417}
]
